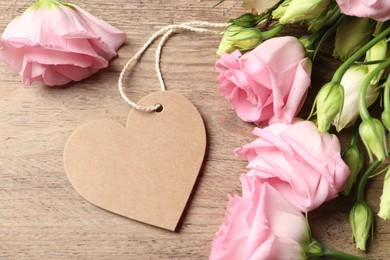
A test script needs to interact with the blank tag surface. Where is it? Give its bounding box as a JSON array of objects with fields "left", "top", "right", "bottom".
[{"left": 63, "top": 91, "right": 206, "bottom": 231}]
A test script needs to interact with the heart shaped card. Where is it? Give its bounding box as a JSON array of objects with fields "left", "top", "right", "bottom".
[{"left": 64, "top": 91, "right": 206, "bottom": 231}]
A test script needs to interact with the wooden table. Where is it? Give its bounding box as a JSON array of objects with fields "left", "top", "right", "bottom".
[{"left": 0, "top": 0, "right": 388, "bottom": 259}]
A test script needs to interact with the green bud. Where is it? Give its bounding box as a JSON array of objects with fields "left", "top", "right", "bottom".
[
  {"left": 242, "top": 0, "right": 280, "bottom": 14},
  {"left": 342, "top": 145, "right": 365, "bottom": 196},
  {"left": 272, "top": 0, "right": 331, "bottom": 24},
  {"left": 332, "top": 65, "right": 379, "bottom": 132},
  {"left": 229, "top": 13, "right": 262, "bottom": 28},
  {"left": 381, "top": 109, "right": 390, "bottom": 132},
  {"left": 378, "top": 167, "right": 390, "bottom": 220},
  {"left": 272, "top": 0, "right": 289, "bottom": 20},
  {"left": 349, "top": 201, "right": 374, "bottom": 251},
  {"left": 304, "top": 240, "right": 324, "bottom": 259},
  {"left": 359, "top": 118, "right": 387, "bottom": 162},
  {"left": 381, "top": 63, "right": 390, "bottom": 132},
  {"left": 299, "top": 35, "right": 314, "bottom": 51},
  {"left": 316, "top": 82, "right": 344, "bottom": 133},
  {"left": 334, "top": 17, "right": 376, "bottom": 61},
  {"left": 216, "top": 25, "right": 262, "bottom": 56},
  {"left": 366, "top": 39, "right": 388, "bottom": 85}
]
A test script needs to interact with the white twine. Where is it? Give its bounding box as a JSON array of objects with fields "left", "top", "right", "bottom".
[{"left": 118, "top": 21, "right": 229, "bottom": 112}]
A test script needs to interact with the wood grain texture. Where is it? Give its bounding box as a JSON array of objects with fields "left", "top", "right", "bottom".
[{"left": 0, "top": 0, "right": 388, "bottom": 259}]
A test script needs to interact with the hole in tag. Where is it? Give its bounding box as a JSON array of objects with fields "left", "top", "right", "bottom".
[{"left": 155, "top": 103, "right": 163, "bottom": 112}]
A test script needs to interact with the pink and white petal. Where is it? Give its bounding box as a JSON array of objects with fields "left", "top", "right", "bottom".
[
  {"left": 42, "top": 66, "right": 73, "bottom": 86},
  {"left": 51, "top": 6, "right": 98, "bottom": 39},
  {"left": 216, "top": 51, "right": 241, "bottom": 74},
  {"left": 241, "top": 56, "right": 272, "bottom": 90},
  {"left": 53, "top": 64, "right": 93, "bottom": 81},
  {"left": 88, "top": 38, "right": 113, "bottom": 60},
  {"left": 30, "top": 62, "right": 47, "bottom": 78},
  {"left": 55, "top": 38, "right": 103, "bottom": 57},
  {"left": 254, "top": 37, "right": 305, "bottom": 77},
  {"left": 241, "top": 177, "right": 272, "bottom": 258},
  {"left": 24, "top": 47, "right": 108, "bottom": 68},
  {"left": 275, "top": 58, "right": 312, "bottom": 123},
  {"left": 209, "top": 195, "right": 252, "bottom": 260},
  {"left": 71, "top": 4, "right": 126, "bottom": 57},
  {"left": 282, "top": 134, "right": 334, "bottom": 186},
  {"left": 263, "top": 236, "right": 302, "bottom": 260},
  {"left": 280, "top": 121, "right": 329, "bottom": 160},
  {"left": 262, "top": 182, "right": 308, "bottom": 233},
  {"left": 222, "top": 87, "right": 261, "bottom": 122},
  {"left": 248, "top": 237, "right": 275, "bottom": 260},
  {"left": 0, "top": 42, "right": 25, "bottom": 73},
  {"left": 250, "top": 127, "right": 295, "bottom": 156},
  {"left": 20, "top": 61, "right": 33, "bottom": 84}
]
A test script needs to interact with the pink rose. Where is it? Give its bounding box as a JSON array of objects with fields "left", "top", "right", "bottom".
[
  {"left": 235, "top": 119, "right": 350, "bottom": 212},
  {"left": 210, "top": 175, "right": 309, "bottom": 260},
  {"left": 336, "top": 0, "right": 390, "bottom": 21},
  {"left": 215, "top": 36, "right": 311, "bottom": 125},
  {"left": 0, "top": 1, "right": 126, "bottom": 86}
]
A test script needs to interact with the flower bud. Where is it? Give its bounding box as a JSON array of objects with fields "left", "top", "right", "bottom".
[
  {"left": 299, "top": 35, "right": 314, "bottom": 51},
  {"left": 229, "top": 13, "right": 262, "bottom": 28},
  {"left": 243, "top": 0, "right": 280, "bottom": 14},
  {"left": 217, "top": 25, "right": 262, "bottom": 56},
  {"left": 342, "top": 145, "right": 364, "bottom": 196},
  {"left": 349, "top": 201, "right": 374, "bottom": 251},
  {"left": 272, "top": 0, "right": 331, "bottom": 24},
  {"left": 316, "top": 82, "right": 344, "bottom": 133},
  {"left": 382, "top": 109, "right": 390, "bottom": 132},
  {"left": 366, "top": 39, "right": 388, "bottom": 84},
  {"left": 359, "top": 118, "right": 387, "bottom": 162},
  {"left": 334, "top": 17, "right": 376, "bottom": 61},
  {"left": 378, "top": 167, "right": 390, "bottom": 220},
  {"left": 304, "top": 239, "right": 324, "bottom": 258},
  {"left": 332, "top": 65, "right": 379, "bottom": 131}
]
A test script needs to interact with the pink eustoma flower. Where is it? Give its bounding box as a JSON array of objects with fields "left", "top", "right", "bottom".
[
  {"left": 336, "top": 0, "right": 390, "bottom": 22},
  {"left": 236, "top": 119, "right": 350, "bottom": 212},
  {"left": 210, "top": 175, "right": 310, "bottom": 260},
  {"left": 215, "top": 36, "right": 312, "bottom": 126},
  {"left": 0, "top": 0, "right": 126, "bottom": 86}
]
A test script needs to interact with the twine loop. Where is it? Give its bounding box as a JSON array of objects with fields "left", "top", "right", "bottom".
[{"left": 118, "top": 21, "right": 229, "bottom": 112}]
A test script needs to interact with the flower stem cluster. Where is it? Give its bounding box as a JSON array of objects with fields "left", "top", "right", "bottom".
[
  {"left": 313, "top": 25, "right": 390, "bottom": 134},
  {"left": 214, "top": 0, "right": 390, "bottom": 258}
]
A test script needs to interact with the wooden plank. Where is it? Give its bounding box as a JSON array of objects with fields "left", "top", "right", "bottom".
[{"left": 0, "top": 0, "right": 388, "bottom": 259}]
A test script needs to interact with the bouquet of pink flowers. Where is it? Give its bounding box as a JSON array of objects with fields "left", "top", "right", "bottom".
[
  {"left": 210, "top": 0, "right": 390, "bottom": 259},
  {"left": 1, "top": 0, "right": 389, "bottom": 258}
]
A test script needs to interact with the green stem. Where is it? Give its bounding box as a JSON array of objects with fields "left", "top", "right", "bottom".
[
  {"left": 356, "top": 155, "right": 386, "bottom": 202},
  {"left": 332, "top": 26, "right": 390, "bottom": 83},
  {"left": 343, "top": 128, "right": 359, "bottom": 150},
  {"left": 261, "top": 24, "right": 285, "bottom": 40},
  {"left": 355, "top": 59, "right": 390, "bottom": 65},
  {"left": 341, "top": 129, "right": 359, "bottom": 158},
  {"left": 256, "top": 13, "right": 271, "bottom": 25},
  {"left": 300, "top": 9, "right": 341, "bottom": 49},
  {"left": 358, "top": 60, "right": 390, "bottom": 121},
  {"left": 312, "top": 14, "right": 345, "bottom": 59},
  {"left": 323, "top": 247, "right": 367, "bottom": 260},
  {"left": 350, "top": 128, "right": 360, "bottom": 146}
]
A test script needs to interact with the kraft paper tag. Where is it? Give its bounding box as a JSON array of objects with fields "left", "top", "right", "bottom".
[{"left": 63, "top": 91, "right": 206, "bottom": 231}]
